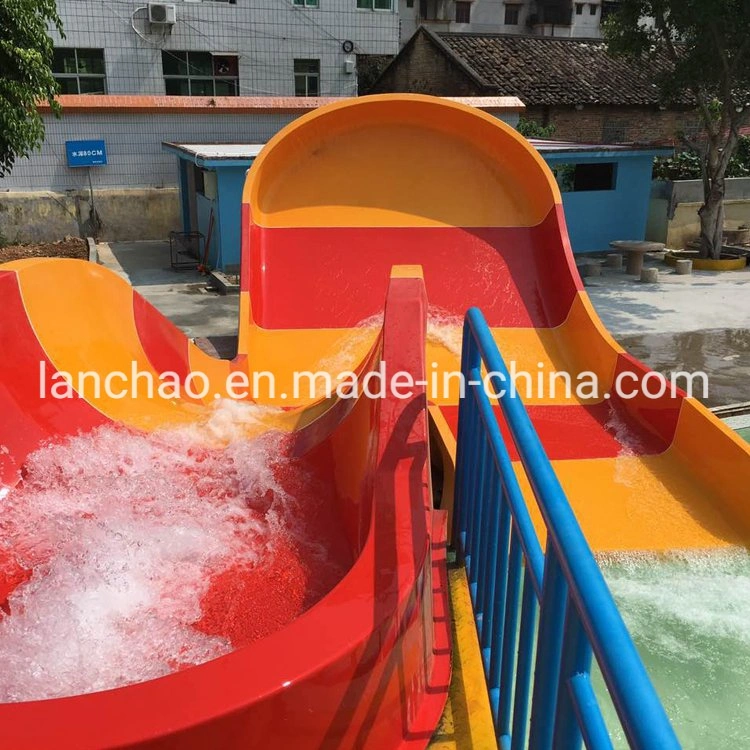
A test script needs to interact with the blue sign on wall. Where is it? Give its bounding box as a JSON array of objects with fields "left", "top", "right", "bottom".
[{"left": 65, "top": 140, "right": 107, "bottom": 168}]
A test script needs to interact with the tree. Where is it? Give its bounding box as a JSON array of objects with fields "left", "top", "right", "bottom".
[
  {"left": 517, "top": 118, "right": 557, "bottom": 139},
  {"left": 605, "top": 1, "right": 750, "bottom": 259},
  {"left": 0, "top": 0, "right": 62, "bottom": 177}
]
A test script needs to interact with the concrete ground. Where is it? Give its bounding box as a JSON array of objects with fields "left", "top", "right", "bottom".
[
  {"left": 98, "top": 242, "right": 750, "bottom": 408},
  {"left": 98, "top": 241, "right": 238, "bottom": 354},
  {"left": 584, "top": 256, "right": 750, "bottom": 408}
]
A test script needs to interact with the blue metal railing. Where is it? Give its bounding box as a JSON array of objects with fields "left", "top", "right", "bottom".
[{"left": 453, "top": 307, "right": 680, "bottom": 750}]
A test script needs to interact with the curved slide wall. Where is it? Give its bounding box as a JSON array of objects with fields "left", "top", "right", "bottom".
[
  {"left": 0, "top": 258, "right": 450, "bottom": 747},
  {"left": 241, "top": 94, "right": 750, "bottom": 554}
]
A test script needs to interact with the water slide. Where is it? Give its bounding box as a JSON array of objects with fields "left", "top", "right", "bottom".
[
  {"left": 241, "top": 94, "right": 750, "bottom": 551},
  {"left": 0, "top": 94, "right": 749, "bottom": 747}
]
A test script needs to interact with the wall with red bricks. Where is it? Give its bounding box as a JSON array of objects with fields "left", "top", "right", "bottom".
[{"left": 524, "top": 105, "right": 702, "bottom": 145}]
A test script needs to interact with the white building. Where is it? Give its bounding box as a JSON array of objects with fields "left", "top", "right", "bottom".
[
  {"left": 398, "top": 0, "right": 620, "bottom": 45},
  {"left": 50, "top": 0, "right": 400, "bottom": 98}
]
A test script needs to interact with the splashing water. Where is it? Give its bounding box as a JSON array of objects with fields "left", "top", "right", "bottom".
[
  {"left": 0, "top": 409, "right": 349, "bottom": 702},
  {"left": 312, "top": 313, "right": 383, "bottom": 393},
  {"left": 604, "top": 404, "right": 647, "bottom": 458},
  {"left": 427, "top": 305, "right": 464, "bottom": 359},
  {"left": 595, "top": 549, "right": 750, "bottom": 748}
]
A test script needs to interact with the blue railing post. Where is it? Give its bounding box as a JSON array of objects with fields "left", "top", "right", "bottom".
[
  {"left": 478, "top": 478, "right": 502, "bottom": 649},
  {"left": 453, "top": 320, "right": 480, "bottom": 548},
  {"left": 497, "top": 531, "right": 523, "bottom": 737},
  {"left": 528, "top": 547, "right": 568, "bottom": 750},
  {"left": 553, "top": 597, "right": 595, "bottom": 750},
  {"left": 511, "top": 572, "right": 538, "bottom": 750}
]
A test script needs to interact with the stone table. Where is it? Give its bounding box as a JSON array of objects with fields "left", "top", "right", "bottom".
[{"left": 609, "top": 240, "right": 665, "bottom": 276}]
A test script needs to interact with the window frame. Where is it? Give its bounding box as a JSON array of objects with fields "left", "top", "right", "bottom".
[
  {"left": 162, "top": 50, "right": 240, "bottom": 97},
  {"left": 52, "top": 48, "right": 107, "bottom": 95},
  {"left": 293, "top": 58, "right": 321, "bottom": 97},
  {"left": 589, "top": 2, "right": 597, "bottom": 13},
  {"left": 551, "top": 162, "right": 618, "bottom": 193},
  {"left": 455, "top": 0, "right": 471, "bottom": 23},
  {"left": 504, "top": 3, "right": 521, "bottom": 25},
  {"left": 575, "top": 3, "right": 584, "bottom": 14},
  {"left": 357, "top": 0, "right": 393, "bottom": 11},
  {"left": 293, "top": 0, "right": 319, "bottom": 7}
]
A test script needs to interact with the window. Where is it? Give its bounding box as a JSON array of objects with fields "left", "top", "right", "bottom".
[
  {"left": 357, "top": 0, "right": 392, "bottom": 9},
  {"left": 293, "top": 0, "right": 319, "bottom": 6},
  {"left": 575, "top": 3, "right": 584, "bottom": 13},
  {"left": 504, "top": 3, "right": 520, "bottom": 24},
  {"left": 455, "top": 1, "right": 471, "bottom": 22},
  {"left": 162, "top": 51, "right": 239, "bottom": 96},
  {"left": 601, "top": 0, "right": 618, "bottom": 20},
  {"left": 552, "top": 162, "right": 616, "bottom": 192},
  {"left": 53, "top": 48, "right": 106, "bottom": 94},
  {"left": 294, "top": 59, "right": 320, "bottom": 96},
  {"left": 590, "top": 3, "right": 597, "bottom": 13}
]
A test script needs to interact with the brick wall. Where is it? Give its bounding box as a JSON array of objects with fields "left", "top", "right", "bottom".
[
  {"left": 369, "top": 33, "right": 481, "bottom": 96},
  {"left": 357, "top": 55, "right": 396, "bottom": 95},
  {"left": 525, "top": 105, "right": 702, "bottom": 144}
]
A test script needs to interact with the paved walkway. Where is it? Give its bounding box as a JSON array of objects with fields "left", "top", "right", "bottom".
[
  {"left": 584, "top": 257, "right": 750, "bottom": 407},
  {"left": 585, "top": 257, "right": 750, "bottom": 336},
  {"left": 98, "top": 241, "right": 238, "bottom": 344}
]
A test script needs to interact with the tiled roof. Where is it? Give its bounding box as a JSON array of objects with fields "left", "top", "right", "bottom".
[{"left": 431, "top": 31, "right": 674, "bottom": 107}]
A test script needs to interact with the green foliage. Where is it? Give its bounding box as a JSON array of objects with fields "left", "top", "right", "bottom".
[
  {"left": 653, "top": 137, "right": 750, "bottom": 180},
  {"left": 605, "top": 1, "right": 750, "bottom": 257},
  {"left": 603, "top": 1, "right": 750, "bottom": 113},
  {"left": 517, "top": 118, "right": 557, "bottom": 139},
  {"left": 0, "top": 0, "right": 62, "bottom": 177},
  {"left": 550, "top": 163, "right": 576, "bottom": 192}
]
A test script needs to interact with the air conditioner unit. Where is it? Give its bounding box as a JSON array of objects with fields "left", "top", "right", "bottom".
[{"left": 148, "top": 3, "right": 177, "bottom": 24}]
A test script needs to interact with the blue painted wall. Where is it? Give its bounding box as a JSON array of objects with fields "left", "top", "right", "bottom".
[
  {"left": 178, "top": 160, "right": 191, "bottom": 234},
  {"left": 541, "top": 152, "right": 660, "bottom": 254},
  {"left": 196, "top": 193, "right": 218, "bottom": 267},
  {"left": 215, "top": 167, "right": 248, "bottom": 272},
  {"left": 191, "top": 166, "right": 248, "bottom": 270}
]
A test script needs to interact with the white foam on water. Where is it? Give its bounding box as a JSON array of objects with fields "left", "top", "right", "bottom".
[
  {"left": 0, "top": 405, "right": 309, "bottom": 703},
  {"left": 595, "top": 548, "right": 750, "bottom": 748},
  {"left": 427, "top": 305, "right": 464, "bottom": 359},
  {"left": 311, "top": 313, "right": 383, "bottom": 395},
  {"left": 603, "top": 404, "right": 646, "bottom": 458}
]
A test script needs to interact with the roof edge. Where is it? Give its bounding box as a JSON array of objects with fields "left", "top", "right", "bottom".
[{"left": 421, "top": 26, "right": 499, "bottom": 94}]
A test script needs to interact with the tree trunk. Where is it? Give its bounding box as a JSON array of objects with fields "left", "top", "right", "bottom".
[
  {"left": 697, "top": 136, "right": 726, "bottom": 260},
  {"left": 698, "top": 182, "right": 725, "bottom": 260}
]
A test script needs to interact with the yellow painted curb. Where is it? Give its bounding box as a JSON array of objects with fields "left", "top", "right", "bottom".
[
  {"left": 665, "top": 253, "right": 747, "bottom": 271},
  {"left": 429, "top": 563, "right": 497, "bottom": 749}
]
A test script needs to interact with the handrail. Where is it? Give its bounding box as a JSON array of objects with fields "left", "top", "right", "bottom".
[{"left": 453, "top": 307, "right": 680, "bottom": 750}]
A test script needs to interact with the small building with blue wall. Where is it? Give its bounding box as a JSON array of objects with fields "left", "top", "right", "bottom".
[
  {"left": 164, "top": 139, "right": 672, "bottom": 272},
  {"left": 162, "top": 143, "right": 263, "bottom": 273},
  {"left": 533, "top": 139, "right": 673, "bottom": 253}
]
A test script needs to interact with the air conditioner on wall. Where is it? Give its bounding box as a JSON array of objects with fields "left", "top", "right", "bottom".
[{"left": 148, "top": 3, "right": 177, "bottom": 24}]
